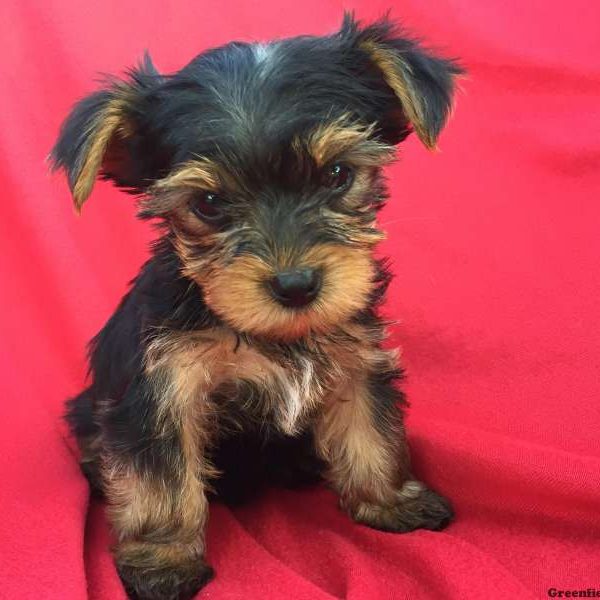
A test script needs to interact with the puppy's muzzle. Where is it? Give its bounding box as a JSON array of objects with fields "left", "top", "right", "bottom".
[{"left": 268, "top": 268, "right": 322, "bottom": 308}]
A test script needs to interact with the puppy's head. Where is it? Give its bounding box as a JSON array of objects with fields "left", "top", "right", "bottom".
[{"left": 51, "top": 15, "right": 462, "bottom": 341}]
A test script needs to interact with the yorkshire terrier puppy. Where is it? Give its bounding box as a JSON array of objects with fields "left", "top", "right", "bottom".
[{"left": 52, "top": 14, "right": 462, "bottom": 600}]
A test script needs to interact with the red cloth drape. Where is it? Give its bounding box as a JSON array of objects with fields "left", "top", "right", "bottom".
[{"left": 1, "top": 1, "right": 598, "bottom": 598}]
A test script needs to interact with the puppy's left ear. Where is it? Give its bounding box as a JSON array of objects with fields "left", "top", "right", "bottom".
[
  {"left": 342, "top": 14, "right": 464, "bottom": 149},
  {"left": 50, "top": 53, "right": 164, "bottom": 212}
]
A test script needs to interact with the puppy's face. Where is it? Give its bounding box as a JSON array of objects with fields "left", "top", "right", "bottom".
[
  {"left": 142, "top": 115, "right": 395, "bottom": 340},
  {"left": 52, "top": 16, "right": 461, "bottom": 340}
]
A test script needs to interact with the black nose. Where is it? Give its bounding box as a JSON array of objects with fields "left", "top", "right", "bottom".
[{"left": 268, "top": 268, "right": 322, "bottom": 308}]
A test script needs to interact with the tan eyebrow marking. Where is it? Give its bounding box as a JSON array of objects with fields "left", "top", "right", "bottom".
[
  {"left": 153, "top": 159, "right": 222, "bottom": 191},
  {"left": 142, "top": 158, "right": 225, "bottom": 216},
  {"left": 298, "top": 115, "right": 396, "bottom": 168}
]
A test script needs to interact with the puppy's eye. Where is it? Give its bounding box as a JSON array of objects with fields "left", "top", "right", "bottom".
[
  {"left": 322, "top": 163, "right": 353, "bottom": 191},
  {"left": 190, "top": 191, "right": 226, "bottom": 224}
]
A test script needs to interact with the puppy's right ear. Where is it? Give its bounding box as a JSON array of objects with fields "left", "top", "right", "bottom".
[{"left": 50, "top": 54, "right": 163, "bottom": 212}]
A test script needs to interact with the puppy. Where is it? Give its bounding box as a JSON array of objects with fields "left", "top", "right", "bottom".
[{"left": 52, "top": 14, "right": 462, "bottom": 600}]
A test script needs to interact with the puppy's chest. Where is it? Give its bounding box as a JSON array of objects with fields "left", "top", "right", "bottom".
[
  {"left": 216, "top": 344, "right": 334, "bottom": 435},
  {"left": 146, "top": 328, "right": 364, "bottom": 435}
]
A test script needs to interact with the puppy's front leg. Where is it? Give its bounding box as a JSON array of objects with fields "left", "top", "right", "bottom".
[
  {"left": 314, "top": 364, "right": 453, "bottom": 533},
  {"left": 101, "top": 370, "right": 214, "bottom": 600}
]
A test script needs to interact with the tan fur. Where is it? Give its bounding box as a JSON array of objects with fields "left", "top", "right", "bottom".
[
  {"left": 104, "top": 460, "right": 207, "bottom": 540},
  {"left": 200, "top": 244, "right": 376, "bottom": 340},
  {"left": 302, "top": 115, "right": 396, "bottom": 167},
  {"left": 72, "top": 92, "right": 133, "bottom": 210},
  {"left": 170, "top": 227, "right": 224, "bottom": 282},
  {"left": 313, "top": 337, "right": 407, "bottom": 508},
  {"left": 316, "top": 389, "right": 398, "bottom": 505},
  {"left": 153, "top": 161, "right": 221, "bottom": 191},
  {"left": 144, "top": 160, "right": 223, "bottom": 217},
  {"left": 102, "top": 335, "right": 222, "bottom": 570},
  {"left": 145, "top": 328, "right": 323, "bottom": 436},
  {"left": 145, "top": 332, "right": 217, "bottom": 431},
  {"left": 143, "top": 157, "right": 254, "bottom": 219},
  {"left": 104, "top": 458, "right": 208, "bottom": 572},
  {"left": 104, "top": 442, "right": 208, "bottom": 569},
  {"left": 359, "top": 40, "right": 435, "bottom": 150}
]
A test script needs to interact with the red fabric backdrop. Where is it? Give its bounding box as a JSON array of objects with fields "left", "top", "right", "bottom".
[{"left": 1, "top": 1, "right": 599, "bottom": 598}]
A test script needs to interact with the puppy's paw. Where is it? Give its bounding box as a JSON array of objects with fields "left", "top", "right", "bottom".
[
  {"left": 117, "top": 560, "right": 214, "bottom": 600},
  {"left": 349, "top": 480, "right": 454, "bottom": 533}
]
